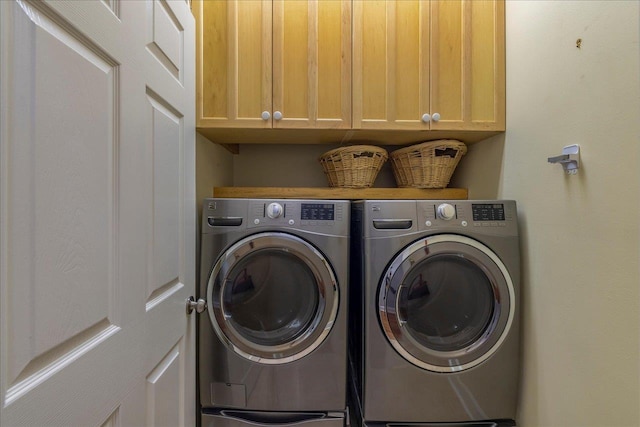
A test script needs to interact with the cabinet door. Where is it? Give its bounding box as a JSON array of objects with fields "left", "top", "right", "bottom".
[
  {"left": 430, "top": 0, "right": 505, "bottom": 131},
  {"left": 353, "top": 0, "right": 430, "bottom": 130},
  {"left": 196, "top": 0, "right": 272, "bottom": 128},
  {"left": 273, "top": 0, "right": 351, "bottom": 129}
]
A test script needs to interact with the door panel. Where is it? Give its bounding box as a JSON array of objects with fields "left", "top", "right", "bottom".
[
  {"left": 197, "top": 0, "right": 272, "bottom": 127},
  {"left": 469, "top": 0, "right": 505, "bottom": 129},
  {"left": 395, "top": 0, "right": 422, "bottom": 121},
  {"left": 0, "top": 0, "right": 195, "bottom": 425},
  {"left": 149, "top": 0, "right": 184, "bottom": 80},
  {"left": 100, "top": 409, "right": 120, "bottom": 427},
  {"left": 147, "top": 91, "right": 182, "bottom": 302},
  {"left": 274, "top": 0, "right": 351, "bottom": 129},
  {"left": 317, "top": 0, "right": 350, "bottom": 125},
  {"left": 200, "top": 0, "right": 228, "bottom": 120},
  {"left": 144, "top": 1, "right": 196, "bottom": 426},
  {"left": 279, "top": 0, "right": 309, "bottom": 121},
  {"left": 236, "top": 0, "right": 271, "bottom": 122},
  {"left": 430, "top": 0, "right": 505, "bottom": 130},
  {"left": 355, "top": 0, "right": 388, "bottom": 123},
  {"left": 353, "top": 0, "right": 429, "bottom": 129},
  {"left": 431, "top": 0, "right": 464, "bottom": 126},
  {"left": 146, "top": 341, "right": 184, "bottom": 427},
  {"left": 3, "top": 0, "right": 120, "bottom": 392}
]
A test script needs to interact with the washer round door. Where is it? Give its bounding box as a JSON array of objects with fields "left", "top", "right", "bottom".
[
  {"left": 207, "top": 232, "right": 339, "bottom": 364},
  {"left": 378, "top": 234, "right": 515, "bottom": 372}
]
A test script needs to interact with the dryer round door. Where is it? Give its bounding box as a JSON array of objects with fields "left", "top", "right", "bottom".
[
  {"left": 207, "top": 232, "right": 339, "bottom": 364},
  {"left": 378, "top": 234, "right": 515, "bottom": 372}
]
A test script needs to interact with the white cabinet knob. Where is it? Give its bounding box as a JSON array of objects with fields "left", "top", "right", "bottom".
[
  {"left": 261, "top": 111, "right": 270, "bottom": 120},
  {"left": 421, "top": 113, "right": 431, "bottom": 123},
  {"left": 432, "top": 112, "right": 441, "bottom": 122},
  {"left": 273, "top": 111, "right": 283, "bottom": 121}
]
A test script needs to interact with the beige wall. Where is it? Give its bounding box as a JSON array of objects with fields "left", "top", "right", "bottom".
[
  {"left": 196, "top": 1, "right": 639, "bottom": 425},
  {"left": 232, "top": 144, "right": 397, "bottom": 188},
  {"left": 195, "top": 132, "right": 233, "bottom": 215},
  {"left": 196, "top": 141, "right": 398, "bottom": 191},
  {"left": 454, "top": 1, "right": 640, "bottom": 426}
]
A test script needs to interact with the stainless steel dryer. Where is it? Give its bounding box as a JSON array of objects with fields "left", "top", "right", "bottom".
[
  {"left": 349, "top": 200, "right": 520, "bottom": 427},
  {"left": 199, "top": 198, "right": 349, "bottom": 427}
]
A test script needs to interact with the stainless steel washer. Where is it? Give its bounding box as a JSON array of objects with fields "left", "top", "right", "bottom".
[
  {"left": 199, "top": 198, "right": 349, "bottom": 427},
  {"left": 349, "top": 200, "right": 521, "bottom": 427}
]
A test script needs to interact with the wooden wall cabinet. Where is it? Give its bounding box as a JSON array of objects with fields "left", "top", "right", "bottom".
[
  {"left": 353, "top": 0, "right": 505, "bottom": 132},
  {"left": 194, "top": 0, "right": 351, "bottom": 130}
]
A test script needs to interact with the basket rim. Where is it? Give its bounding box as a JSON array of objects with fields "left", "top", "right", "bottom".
[
  {"left": 319, "top": 144, "right": 388, "bottom": 160},
  {"left": 390, "top": 139, "right": 467, "bottom": 157}
]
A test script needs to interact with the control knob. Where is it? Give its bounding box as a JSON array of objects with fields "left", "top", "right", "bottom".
[
  {"left": 436, "top": 203, "right": 456, "bottom": 220},
  {"left": 266, "top": 202, "right": 284, "bottom": 219}
]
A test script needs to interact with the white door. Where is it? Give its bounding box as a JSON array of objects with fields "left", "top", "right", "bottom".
[{"left": 0, "top": 1, "right": 196, "bottom": 426}]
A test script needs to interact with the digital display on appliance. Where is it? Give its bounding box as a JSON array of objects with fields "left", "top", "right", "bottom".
[
  {"left": 301, "top": 203, "right": 335, "bottom": 221},
  {"left": 472, "top": 203, "right": 505, "bottom": 221}
]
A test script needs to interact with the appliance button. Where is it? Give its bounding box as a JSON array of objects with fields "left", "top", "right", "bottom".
[
  {"left": 289, "top": 219, "right": 295, "bottom": 225},
  {"left": 254, "top": 219, "right": 260, "bottom": 225},
  {"left": 425, "top": 221, "right": 432, "bottom": 227},
  {"left": 461, "top": 221, "right": 468, "bottom": 227}
]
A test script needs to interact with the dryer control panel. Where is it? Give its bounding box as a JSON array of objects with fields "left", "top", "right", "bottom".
[
  {"left": 247, "top": 199, "right": 348, "bottom": 235},
  {"left": 471, "top": 203, "right": 506, "bottom": 221},
  {"left": 417, "top": 200, "right": 517, "bottom": 235}
]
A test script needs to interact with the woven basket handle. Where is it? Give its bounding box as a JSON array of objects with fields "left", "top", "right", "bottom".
[
  {"left": 354, "top": 152, "right": 375, "bottom": 158},
  {"left": 435, "top": 148, "right": 459, "bottom": 158}
]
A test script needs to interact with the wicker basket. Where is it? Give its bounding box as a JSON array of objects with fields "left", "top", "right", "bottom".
[
  {"left": 390, "top": 140, "right": 467, "bottom": 188},
  {"left": 319, "top": 145, "right": 388, "bottom": 188}
]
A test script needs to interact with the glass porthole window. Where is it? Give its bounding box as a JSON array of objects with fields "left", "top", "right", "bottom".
[
  {"left": 379, "top": 235, "right": 515, "bottom": 372},
  {"left": 208, "top": 232, "right": 339, "bottom": 364}
]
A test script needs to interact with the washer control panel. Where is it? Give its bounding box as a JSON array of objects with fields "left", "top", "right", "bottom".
[
  {"left": 203, "top": 199, "right": 349, "bottom": 236},
  {"left": 248, "top": 200, "right": 347, "bottom": 233},
  {"left": 300, "top": 203, "right": 335, "bottom": 222}
]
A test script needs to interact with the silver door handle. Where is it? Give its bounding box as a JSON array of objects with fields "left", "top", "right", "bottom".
[{"left": 186, "top": 297, "right": 207, "bottom": 315}]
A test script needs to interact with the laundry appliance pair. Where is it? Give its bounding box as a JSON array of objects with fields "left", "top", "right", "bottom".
[{"left": 198, "top": 198, "right": 521, "bottom": 427}]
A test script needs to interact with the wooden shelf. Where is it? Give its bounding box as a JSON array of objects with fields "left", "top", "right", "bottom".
[
  {"left": 213, "top": 187, "right": 468, "bottom": 200},
  {"left": 198, "top": 128, "right": 502, "bottom": 148}
]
